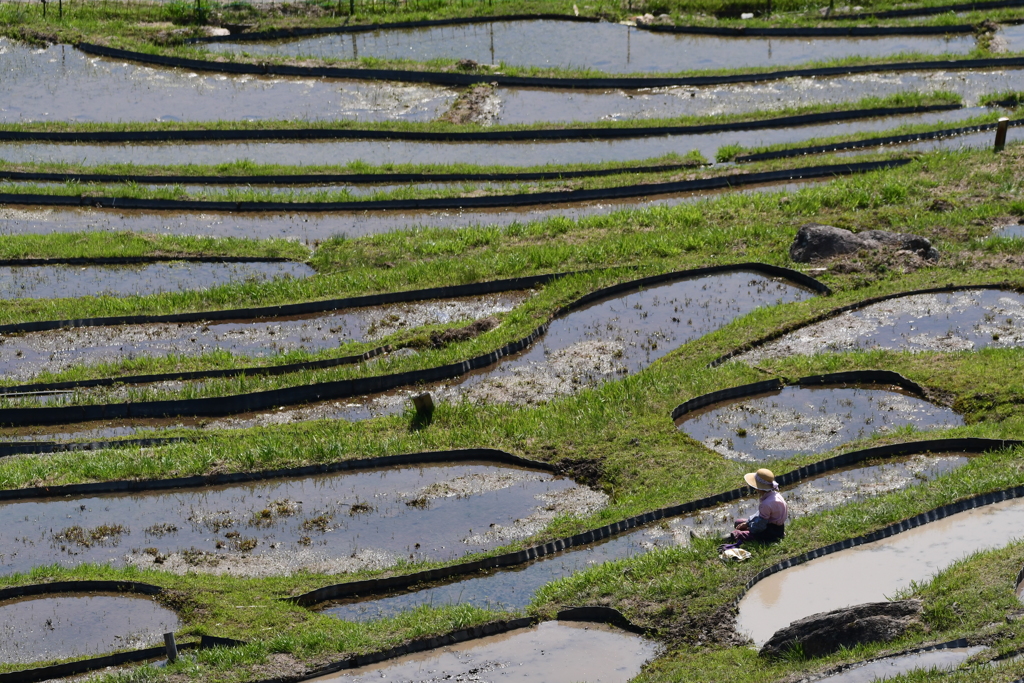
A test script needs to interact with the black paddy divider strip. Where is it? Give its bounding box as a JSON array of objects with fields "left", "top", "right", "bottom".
[
  {"left": 288, "top": 437, "right": 1018, "bottom": 608},
  {"left": 804, "top": 638, "right": 974, "bottom": 682},
  {"left": 0, "top": 162, "right": 703, "bottom": 186},
  {"left": 0, "top": 256, "right": 302, "bottom": 266},
  {"left": 669, "top": 370, "right": 927, "bottom": 421},
  {"left": 183, "top": 13, "right": 976, "bottom": 43},
  {"left": 830, "top": 0, "right": 1024, "bottom": 19},
  {"left": 0, "top": 264, "right": 826, "bottom": 428},
  {"left": 0, "top": 581, "right": 244, "bottom": 683},
  {"left": 731, "top": 482, "right": 1024, "bottom": 622},
  {"left": 709, "top": 283, "right": 1022, "bottom": 367},
  {"left": 0, "top": 105, "right": 960, "bottom": 143},
  {"left": 734, "top": 118, "right": 1024, "bottom": 162},
  {"left": 74, "top": 43, "right": 1024, "bottom": 89},
  {"left": 0, "top": 160, "right": 913, "bottom": 213}
]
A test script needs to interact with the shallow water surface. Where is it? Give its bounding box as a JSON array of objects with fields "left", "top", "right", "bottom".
[
  {"left": 0, "top": 40, "right": 454, "bottom": 123},
  {"left": 325, "top": 454, "right": 967, "bottom": 621},
  {"left": 0, "top": 261, "right": 313, "bottom": 300},
  {"left": 736, "top": 495, "right": 1024, "bottom": 645},
  {"left": 819, "top": 646, "right": 986, "bottom": 682},
  {"left": 307, "top": 620, "right": 659, "bottom": 683},
  {"left": 675, "top": 385, "right": 963, "bottom": 461},
  {"left": 994, "top": 224, "right": 1024, "bottom": 239},
  {"left": 738, "top": 289, "right": 1024, "bottom": 363},
  {"left": 0, "top": 292, "right": 528, "bottom": 381},
  {"left": 207, "top": 21, "right": 974, "bottom": 73},
  {"left": 0, "top": 462, "right": 599, "bottom": 576},
  {"left": 0, "top": 593, "right": 180, "bottom": 664}
]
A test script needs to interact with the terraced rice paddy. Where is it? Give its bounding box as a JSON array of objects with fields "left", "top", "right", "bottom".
[{"left": 2, "top": 1, "right": 1024, "bottom": 681}]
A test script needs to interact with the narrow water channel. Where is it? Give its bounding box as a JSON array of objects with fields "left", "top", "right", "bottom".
[
  {"left": 818, "top": 646, "right": 986, "bottom": 683},
  {"left": 324, "top": 454, "right": 967, "bottom": 621},
  {"left": 0, "top": 593, "right": 180, "bottom": 664},
  {"left": 205, "top": 20, "right": 976, "bottom": 73},
  {"left": 736, "top": 495, "right": 1024, "bottom": 645},
  {"left": 0, "top": 461, "right": 599, "bottom": 576}
]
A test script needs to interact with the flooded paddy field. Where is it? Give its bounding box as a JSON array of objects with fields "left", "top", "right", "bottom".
[
  {"left": 494, "top": 69, "right": 1024, "bottom": 123},
  {"left": 818, "top": 646, "right": 987, "bottom": 682},
  {"left": 325, "top": 454, "right": 968, "bottom": 621},
  {"left": 0, "top": 593, "right": 180, "bottom": 664},
  {"left": 994, "top": 224, "right": 1024, "bottom": 239},
  {"left": 675, "top": 385, "right": 964, "bottom": 461},
  {"left": 0, "top": 181, "right": 818, "bottom": 241},
  {"left": 205, "top": 20, "right": 976, "bottom": 73},
  {"left": 738, "top": 289, "right": 1024, "bottom": 363},
  {"left": 0, "top": 269, "right": 813, "bottom": 438},
  {"left": 736, "top": 494, "right": 1024, "bottom": 645},
  {"left": 0, "top": 461, "right": 603, "bottom": 576},
  {"left": 307, "top": 620, "right": 660, "bottom": 683},
  {"left": 0, "top": 260, "right": 313, "bottom": 300},
  {"left": 0, "top": 291, "right": 530, "bottom": 382},
  {"left": 0, "top": 39, "right": 455, "bottom": 123},
  {"left": 0, "top": 107, "right": 980, "bottom": 168}
]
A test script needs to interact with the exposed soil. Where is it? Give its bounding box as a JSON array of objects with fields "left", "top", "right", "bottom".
[{"left": 440, "top": 84, "right": 501, "bottom": 125}]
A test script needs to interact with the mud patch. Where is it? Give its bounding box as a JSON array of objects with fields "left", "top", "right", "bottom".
[
  {"left": 306, "top": 620, "right": 659, "bottom": 683},
  {"left": 0, "top": 593, "right": 180, "bottom": 664},
  {"left": 675, "top": 385, "right": 963, "bottom": 461},
  {"left": 738, "top": 290, "right": 1024, "bottom": 364},
  {"left": 440, "top": 84, "right": 501, "bottom": 125}
]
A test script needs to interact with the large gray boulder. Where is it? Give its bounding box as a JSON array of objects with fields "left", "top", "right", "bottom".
[
  {"left": 789, "top": 223, "right": 939, "bottom": 263},
  {"left": 760, "top": 599, "right": 924, "bottom": 658}
]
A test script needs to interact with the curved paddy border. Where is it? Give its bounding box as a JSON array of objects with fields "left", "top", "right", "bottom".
[
  {"left": 832, "top": 0, "right": 1024, "bottom": 20},
  {"left": 184, "top": 14, "right": 978, "bottom": 44},
  {"left": 73, "top": 43, "right": 1024, "bottom": 89},
  {"left": 0, "top": 105, "right": 960, "bottom": 143},
  {"left": 709, "top": 283, "right": 1024, "bottom": 368},
  {"left": 0, "top": 436, "right": 187, "bottom": 459},
  {"left": 0, "top": 580, "right": 242, "bottom": 683},
  {"left": 287, "top": 437, "right": 1018, "bottom": 609},
  {"left": 733, "top": 117, "right": 1024, "bottom": 162},
  {"left": 0, "top": 263, "right": 826, "bottom": 427},
  {"left": 792, "top": 637, "right": 975, "bottom": 683},
  {"left": 0, "top": 161, "right": 704, "bottom": 186},
  {"left": 669, "top": 369, "right": 929, "bottom": 422},
  {"left": 0, "top": 256, "right": 301, "bottom": 266},
  {"left": 0, "top": 159, "right": 912, "bottom": 212}
]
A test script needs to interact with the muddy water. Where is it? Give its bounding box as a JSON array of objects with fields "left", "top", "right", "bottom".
[
  {"left": 0, "top": 261, "right": 314, "bottom": 300},
  {"left": 675, "top": 385, "right": 963, "bottom": 462},
  {"left": 0, "top": 40, "right": 455, "bottom": 123},
  {"left": 994, "top": 224, "right": 1024, "bottom": 239},
  {"left": 325, "top": 454, "right": 967, "bottom": 622},
  {"left": 819, "top": 646, "right": 986, "bottom": 682},
  {"left": 0, "top": 593, "right": 180, "bottom": 664},
  {"left": 0, "top": 181, "right": 819, "bottom": 242},
  {"left": 736, "top": 495, "right": 1024, "bottom": 645},
  {"left": 0, "top": 108, "right": 979, "bottom": 168},
  {"left": 0, "top": 292, "right": 529, "bottom": 382},
  {"left": 738, "top": 289, "right": 1024, "bottom": 363},
  {"left": 307, "top": 620, "right": 659, "bottom": 683},
  {"left": 0, "top": 462, "right": 602, "bottom": 577},
  {"left": 495, "top": 70, "right": 1024, "bottom": 124},
  {"left": 206, "top": 21, "right": 974, "bottom": 73}
]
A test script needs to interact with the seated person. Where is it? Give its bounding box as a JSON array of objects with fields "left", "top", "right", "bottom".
[{"left": 719, "top": 468, "right": 787, "bottom": 551}]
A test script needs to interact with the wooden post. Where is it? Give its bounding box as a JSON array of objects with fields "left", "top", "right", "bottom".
[
  {"left": 411, "top": 392, "right": 434, "bottom": 415},
  {"left": 164, "top": 632, "right": 179, "bottom": 663},
  {"left": 994, "top": 117, "right": 1010, "bottom": 152}
]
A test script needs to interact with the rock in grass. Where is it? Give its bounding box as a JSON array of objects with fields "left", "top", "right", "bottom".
[
  {"left": 789, "top": 223, "right": 939, "bottom": 263},
  {"left": 760, "top": 599, "right": 924, "bottom": 658}
]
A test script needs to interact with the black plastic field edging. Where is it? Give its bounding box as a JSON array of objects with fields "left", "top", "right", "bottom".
[
  {"left": 0, "top": 270, "right": 569, "bottom": 335},
  {"left": 831, "top": 0, "right": 1024, "bottom": 19},
  {"left": 0, "top": 436, "right": 188, "bottom": 459},
  {"left": 669, "top": 370, "right": 927, "bottom": 421},
  {"left": 710, "top": 282, "right": 1021, "bottom": 367},
  {"left": 74, "top": 42, "right": 1024, "bottom": 89},
  {"left": 0, "top": 161, "right": 702, "bottom": 186},
  {"left": 731, "top": 481, "right": 1024, "bottom": 624},
  {"left": 0, "top": 255, "right": 299, "bottom": 266},
  {"left": 805, "top": 638, "right": 972, "bottom": 682},
  {"left": 289, "top": 438, "right": 1020, "bottom": 608},
  {"left": 734, "top": 118, "right": 1024, "bottom": 162},
  {"left": 259, "top": 607, "right": 640, "bottom": 683},
  {"left": 186, "top": 13, "right": 976, "bottom": 43},
  {"left": 0, "top": 159, "right": 912, "bottom": 213},
  {"left": 0, "top": 448, "right": 556, "bottom": 501},
  {"left": 0, "top": 264, "right": 827, "bottom": 428},
  {"left": 0, "top": 106, "right": 960, "bottom": 144}
]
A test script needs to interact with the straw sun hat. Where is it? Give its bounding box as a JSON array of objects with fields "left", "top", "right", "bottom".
[{"left": 744, "top": 468, "right": 777, "bottom": 491}]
